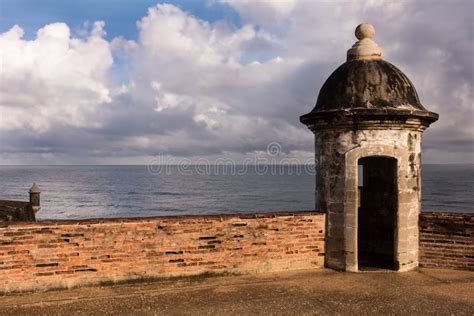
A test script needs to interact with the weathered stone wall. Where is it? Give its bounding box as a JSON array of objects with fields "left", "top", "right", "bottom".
[
  {"left": 419, "top": 212, "right": 473, "bottom": 271},
  {"left": 315, "top": 127, "right": 423, "bottom": 271},
  {"left": 0, "top": 212, "right": 325, "bottom": 293},
  {"left": 0, "top": 200, "right": 36, "bottom": 222}
]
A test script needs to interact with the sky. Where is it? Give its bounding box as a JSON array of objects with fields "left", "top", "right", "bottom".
[{"left": 0, "top": 0, "right": 473, "bottom": 165}]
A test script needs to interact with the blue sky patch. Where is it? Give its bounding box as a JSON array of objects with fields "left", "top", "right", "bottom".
[{"left": 0, "top": 0, "right": 242, "bottom": 40}]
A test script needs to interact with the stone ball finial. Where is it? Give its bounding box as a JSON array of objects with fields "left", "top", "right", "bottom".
[
  {"left": 355, "top": 23, "right": 375, "bottom": 40},
  {"left": 347, "top": 23, "right": 383, "bottom": 61}
]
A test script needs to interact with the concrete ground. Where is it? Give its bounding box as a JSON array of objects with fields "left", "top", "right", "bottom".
[{"left": 0, "top": 268, "right": 473, "bottom": 315}]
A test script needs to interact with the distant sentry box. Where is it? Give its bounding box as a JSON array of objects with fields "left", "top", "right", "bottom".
[{"left": 0, "top": 183, "right": 40, "bottom": 222}]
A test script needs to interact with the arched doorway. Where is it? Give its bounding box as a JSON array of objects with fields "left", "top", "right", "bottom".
[{"left": 357, "top": 156, "right": 397, "bottom": 270}]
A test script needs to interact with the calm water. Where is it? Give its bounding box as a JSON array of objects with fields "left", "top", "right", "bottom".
[{"left": 0, "top": 165, "right": 472, "bottom": 220}]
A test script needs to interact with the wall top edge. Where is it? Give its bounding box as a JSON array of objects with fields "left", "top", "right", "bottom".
[{"left": 0, "top": 210, "right": 326, "bottom": 227}]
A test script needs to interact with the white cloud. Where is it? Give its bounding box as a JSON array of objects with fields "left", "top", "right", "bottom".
[
  {"left": 0, "top": 22, "right": 113, "bottom": 132},
  {"left": 111, "top": 4, "right": 308, "bottom": 152},
  {"left": 220, "top": 0, "right": 297, "bottom": 26}
]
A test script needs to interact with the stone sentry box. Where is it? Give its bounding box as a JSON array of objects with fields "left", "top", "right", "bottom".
[{"left": 300, "top": 24, "right": 438, "bottom": 272}]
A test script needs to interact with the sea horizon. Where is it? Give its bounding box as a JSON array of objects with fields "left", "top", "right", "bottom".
[{"left": 1, "top": 164, "right": 472, "bottom": 220}]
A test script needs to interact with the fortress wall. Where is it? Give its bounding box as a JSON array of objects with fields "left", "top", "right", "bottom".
[
  {"left": 1, "top": 210, "right": 471, "bottom": 293},
  {"left": 0, "top": 211, "right": 325, "bottom": 293},
  {"left": 419, "top": 212, "right": 473, "bottom": 271}
]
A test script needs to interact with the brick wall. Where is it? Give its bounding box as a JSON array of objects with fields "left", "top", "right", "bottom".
[
  {"left": 0, "top": 212, "right": 325, "bottom": 293},
  {"left": 419, "top": 212, "right": 473, "bottom": 271}
]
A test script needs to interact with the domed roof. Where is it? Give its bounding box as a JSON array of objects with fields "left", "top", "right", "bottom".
[
  {"left": 301, "top": 23, "right": 438, "bottom": 126},
  {"left": 314, "top": 59, "right": 425, "bottom": 111}
]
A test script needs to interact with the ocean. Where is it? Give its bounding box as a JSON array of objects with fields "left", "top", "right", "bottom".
[{"left": 0, "top": 165, "right": 472, "bottom": 220}]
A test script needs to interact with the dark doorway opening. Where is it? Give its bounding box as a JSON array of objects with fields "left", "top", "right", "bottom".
[{"left": 358, "top": 157, "right": 397, "bottom": 270}]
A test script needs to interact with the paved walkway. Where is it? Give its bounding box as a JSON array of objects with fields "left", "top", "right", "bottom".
[{"left": 1, "top": 268, "right": 473, "bottom": 315}]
